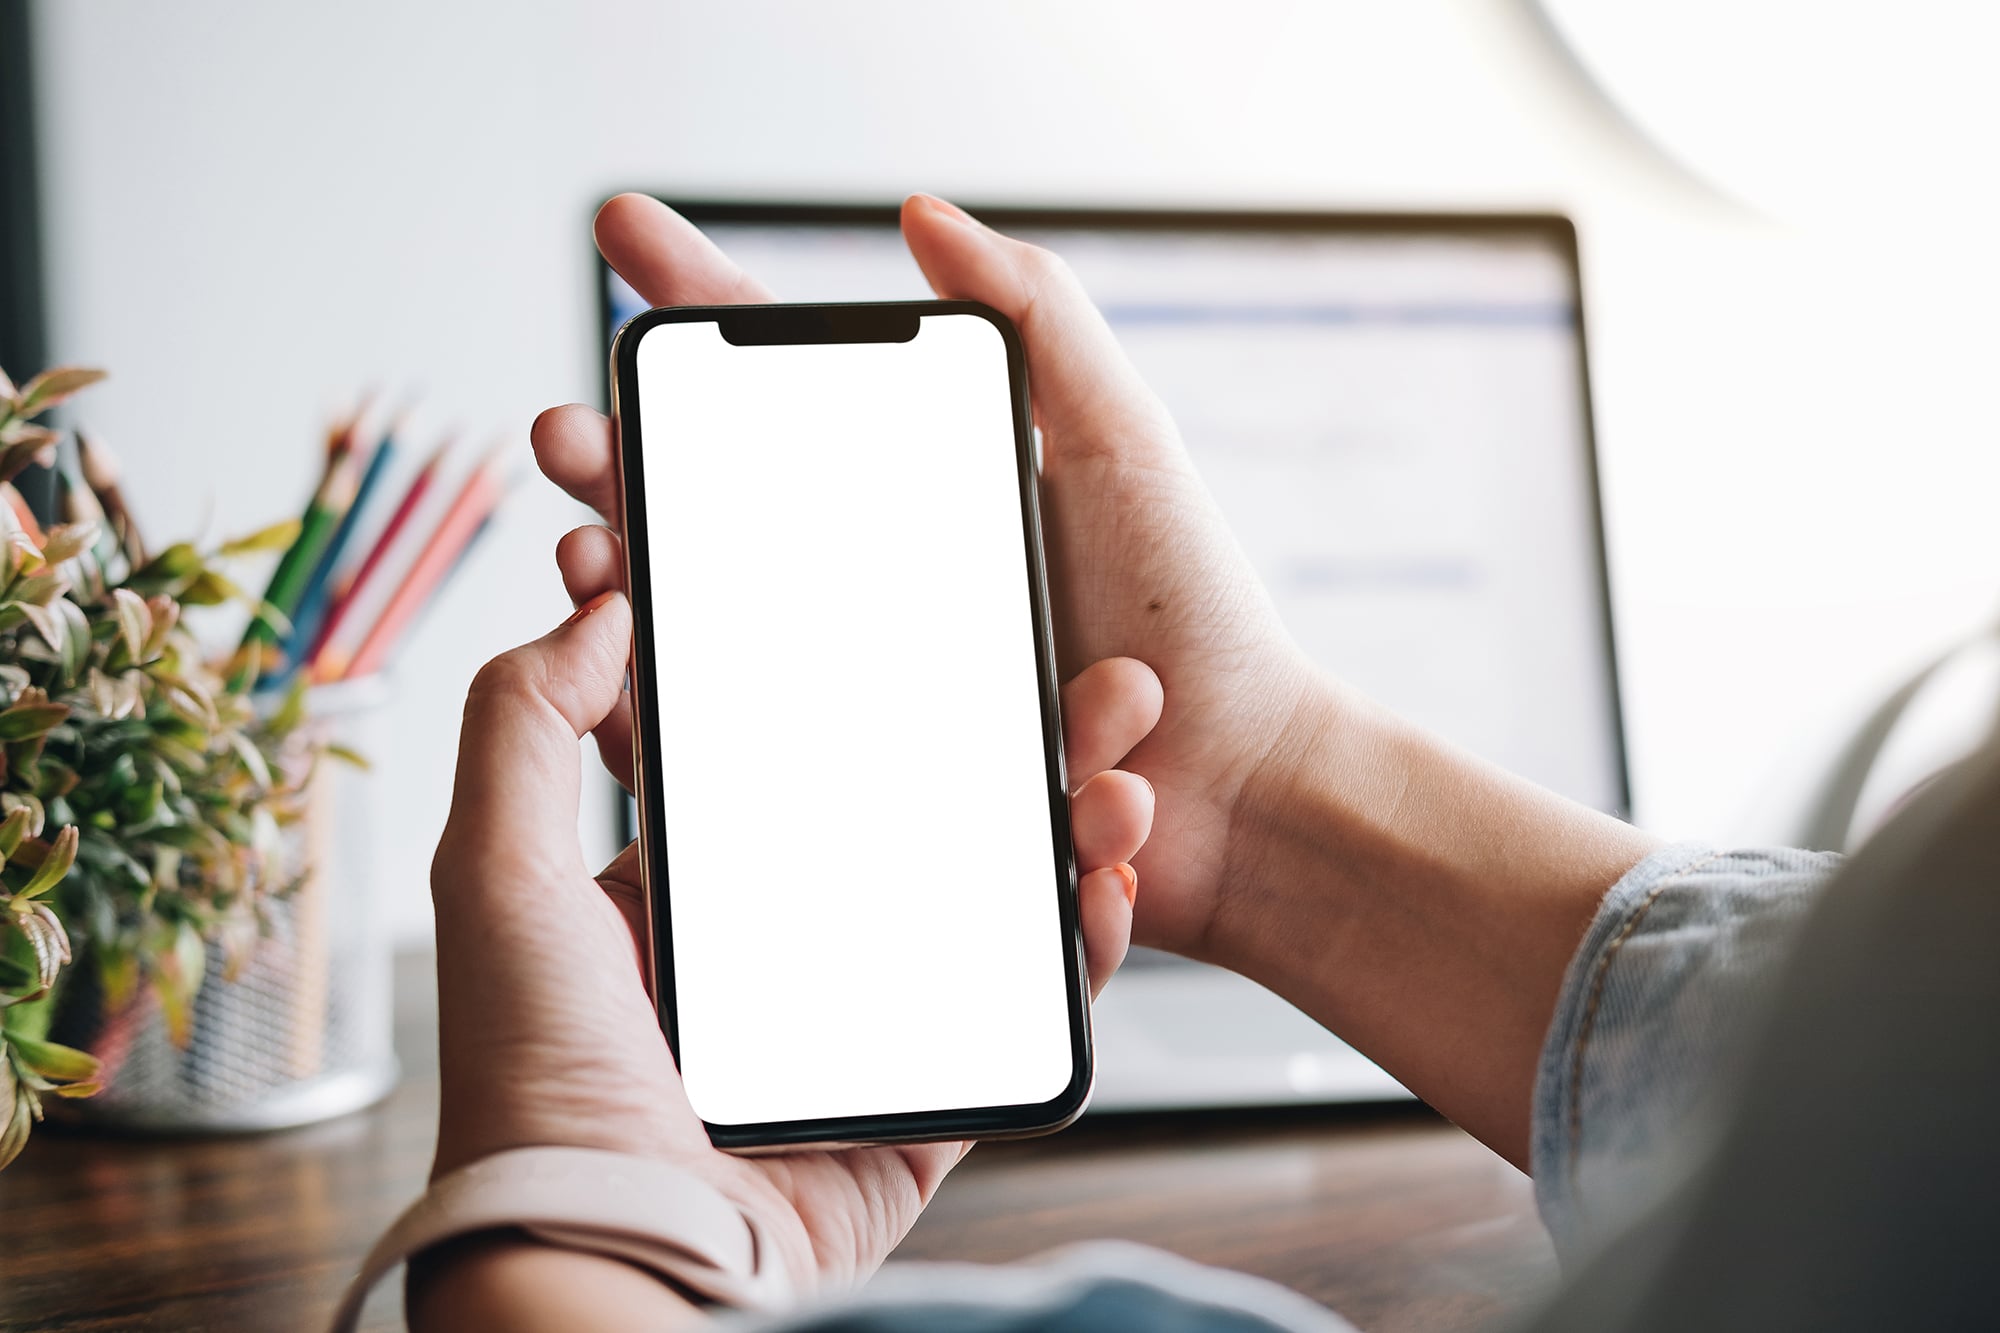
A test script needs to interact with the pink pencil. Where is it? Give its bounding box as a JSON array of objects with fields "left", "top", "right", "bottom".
[
  {"left": 331, "top": 456, "right": 503, "bottom": 682},
  {"left": 306, "top": 438, "right": 450, "bottom": 671}
]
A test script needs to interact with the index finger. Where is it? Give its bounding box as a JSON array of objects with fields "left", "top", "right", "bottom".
[
  {"left": 531, "top": 197, "right": 779, "bottom": 522},
  {"left": 595, "top": 193, "right": 775, "bottom": 308}
]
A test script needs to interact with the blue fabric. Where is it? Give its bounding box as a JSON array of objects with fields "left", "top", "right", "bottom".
[
  {"left": 1529, "top": 842, "right": 1839, "bottom": 1257},
  {"left": 787, "top": 1280, "right": 1298, "bottom": 1333},
  {"left": 730, "top": 1243, "right": 1358, "bottom": 1333}
]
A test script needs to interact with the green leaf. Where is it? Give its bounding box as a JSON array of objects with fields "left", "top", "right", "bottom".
[
  {"left": 55, "top": 599, "right": 91, "bottom": 685},
  {"left": 149, "top": 734, "right": 209, "bottom": 776},
  {"left": 37, "top": 522, "right": 98, "bottom": 565},
  {"left": 154, "top": 920, "right": 208, "bottom": 1049},
  {"left": 4, "top": 736, "right": 39, "bottom": 779},
  {"left": 215, "top": 518, "right": 301, "bottom": 558},
  {"left": 0, "top": 418, "right": 55, "bottom": 445},
  {"left": 9, "top": 568, "right": 68, "bottom": 607},
  {"left": 4, "top": 985, "right": 64, "bottom": 1045},
  {"left": 179, "top": 569, "right": 237, "bottom": 607},
  {"left": 156, "top": 673, "right": 218, "bottom": 728},
  {"left": 324, "top": 741, "right": 370, "bottom": 770},
  {"left": 0, "top": 806, "right": 31, "bottom": 861},
  {"left": 112, "top": 668, "right": 145, "bottom": 719},
  {"left": 0, "top": 701, "right": 67, "bottom": 741},
  {"left": 131, "top": 541, "right": 200, "bottom": 587},
  {"left": 264, "top": 677, "right": 309, "bottom": 737},
  {"left": 4, "top": 530, "right": 43, "bottom": 576},
  {"left": 84, "top": 668, "right": 116, "bottom": 719},
  {"left": 228, "top": 733, "right": 273, "bottom": 790},
  {"left": 0, "top": 1083, "right": 33, "bottom": 1169},
  {"left": 250, "top": 805, "right": 281, "bottom": 863},
  {"left": 13, "top": 366, "right": 107, "bottom": 417},
  {"left": 149, "top": 753, "right": 183, "bottom": 803},
  {"left": 96, "top": 946, "right": 139, "bottom": 1013},
  {"left": 0, "top": 437, "right": 56, "bottom": 487},
  {"left": 38, "top": 759, "right": 76, "bottom": 799},
  {"left": 8, "top": 1033, "right": 101, "bottom": 1090},
  {"left": 116, "top": 777, "right": 164, "bottom": 827},
  {"left": 0, "top": 793, "right": 44, "bottom": 839},
  {"left": 15, "top": 600, "right": 62, "bottom": 660},
  {"left": 0, "top": 955, "right": 33, "bottom": 992},
  {"left": 110, "top": 587, "right": 151, "bottom": 662},
  {"left": 246, "top": 597, "right": 293, "bottom": 638},
  {"left": 139, "top": 596, "right": 177, "bottom": 661},
  {"left": 15, "top": 826, "right": 78, "bottom": 900},
  {"left": 14, "top": 902, "right": 69, "bottom": 989}
]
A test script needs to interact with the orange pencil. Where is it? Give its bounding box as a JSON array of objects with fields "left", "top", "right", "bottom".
[
  {"left": 329, "top": 456, "right": 502, "bottom": 682},
  {"left": 306, "top": 437, "right": 450, "bottom": 670}
]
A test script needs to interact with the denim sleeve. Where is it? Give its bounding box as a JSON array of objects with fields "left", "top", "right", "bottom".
[
  {"left": 722, "top": 1243, "right": 1358, "bottom": 1333},
  {"left": 1530, "top": 842, "right": 1841, "bottom": 1257}
]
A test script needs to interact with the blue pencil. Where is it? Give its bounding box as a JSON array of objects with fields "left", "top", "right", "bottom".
[{"left": 279, "top": 421, "right": 399, "bottom": 674}]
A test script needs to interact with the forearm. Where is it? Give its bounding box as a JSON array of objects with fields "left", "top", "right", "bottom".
[
  {"left": 1211, "top": 679, "right": 1660, "bottom": 1168},
  {"left": 409, "top": 1234, "right": 711, "bottom": 1333}
]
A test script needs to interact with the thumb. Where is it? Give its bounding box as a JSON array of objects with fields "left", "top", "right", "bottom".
[
  {"left": 436, "top": 590, "right": 632, "bottom": 886},
  {"left": 900, "top": 194, "right": 1177, "bottom": 462}
]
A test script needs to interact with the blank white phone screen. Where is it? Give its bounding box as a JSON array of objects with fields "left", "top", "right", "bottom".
[{"left": 632, "top": 312, "right": 1077, "bottom": 1128}]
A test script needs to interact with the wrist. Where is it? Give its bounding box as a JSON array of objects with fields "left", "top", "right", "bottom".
[
  {"left": 1203, "top": 672, "right": 1382, "bottom": 967},
  {"left": 334, "top": 1144, "right": 799, "bottom": 1331},
  {"left": 409, "top": 1234, "right": 712, "bottom": 1332},
  {"left": 1207, "top": 675, "right": 1659, "bottom": 1163}
]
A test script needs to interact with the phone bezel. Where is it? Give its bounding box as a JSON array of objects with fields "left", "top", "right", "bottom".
[{"left": 609, "top": 299, "right": 1093, "bottom": 1152}]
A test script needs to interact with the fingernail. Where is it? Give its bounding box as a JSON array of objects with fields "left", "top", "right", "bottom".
[
  {"left": 562, "top": 590, "right": 616, "bottom": 627},
  {"left": 1137, "top": 774, "right": 1156, "bottom": 801},
  {"left": 914, "top": 193, "right": 976, "bottom": 226},
  {"left": 1114, "top": 863, "right": 1138, "bottom": 907}
]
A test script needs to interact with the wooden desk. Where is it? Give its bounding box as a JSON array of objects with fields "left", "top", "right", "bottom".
[{"left": 0, "top": 957, "right": 1556, "bottom": 1330}]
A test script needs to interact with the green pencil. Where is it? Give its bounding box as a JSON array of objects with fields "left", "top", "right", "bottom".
[{"left": 235, "top": 411, "right": 363, "bottom": 686}]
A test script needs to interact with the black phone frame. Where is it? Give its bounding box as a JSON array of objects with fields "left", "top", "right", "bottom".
[{"left": 610, "top": 299, "right": 1094, "bottom": 1151}]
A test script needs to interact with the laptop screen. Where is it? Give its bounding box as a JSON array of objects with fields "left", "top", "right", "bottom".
[{"left": 604, "top": 204, "right": 1626, "bottom": 816}]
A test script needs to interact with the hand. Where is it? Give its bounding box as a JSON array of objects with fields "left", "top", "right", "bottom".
[
  {"left": 534, "top": 194, "right": 1313, "bottom": 961},
  {"left": 427, "top": 592, "right": 1161, "bottom": 1296},
  {"left": 533, "top": 197, "right": 1659, "bottom": 1171}
]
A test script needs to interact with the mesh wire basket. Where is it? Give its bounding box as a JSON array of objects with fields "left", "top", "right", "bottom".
[{"left": 50, "top": 679, "right": 397, "bottom": 1133}]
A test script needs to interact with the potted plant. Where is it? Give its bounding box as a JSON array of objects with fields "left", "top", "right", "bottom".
[{"left": 0, "top": 364, "right": 363, "bottom": 1167}]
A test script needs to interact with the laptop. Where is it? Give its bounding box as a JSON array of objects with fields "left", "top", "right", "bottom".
[{"left": 600, "top": 200, "right": 1628, "bottom": 1112}]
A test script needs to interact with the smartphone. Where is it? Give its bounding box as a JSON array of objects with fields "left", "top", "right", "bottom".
[{"left": 610, "top": 300, "right": 1090, "bottom": 1152}]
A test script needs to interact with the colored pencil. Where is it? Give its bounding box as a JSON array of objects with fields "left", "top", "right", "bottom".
[
  {"left": 236, "top": 412, "right": 363, "bottom": 682},
  {"left": 329, "top": 454, "right": 503, "bottom": 682},
  {"left": 438, "top": 509, "right": 495, "bottom": 592},
  {"left": 304, "top": 435, "right": 450, "bottom": 672},
  {"left": 281, "top": 415, "right": 401, "bottom": 671}
]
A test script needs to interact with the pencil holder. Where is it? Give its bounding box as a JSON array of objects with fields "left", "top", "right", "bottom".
[{"left": 46, "top": 679, "right": 398, "bottom": 1133}]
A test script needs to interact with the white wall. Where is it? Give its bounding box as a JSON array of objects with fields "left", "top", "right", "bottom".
[{"left": 29, "top": 0, "right": 2000, "bottom": 943}]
